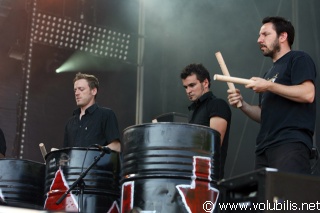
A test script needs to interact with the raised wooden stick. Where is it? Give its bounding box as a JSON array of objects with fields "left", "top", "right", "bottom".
[
  {"left": 215, "top": 51, "right": 242, "bottom": 107},
  {"left": 214, "top": 74, "right": 254, "bottom": 85},
  {"left": 39, "top": 143, "right": 47, "bottom": 162}
]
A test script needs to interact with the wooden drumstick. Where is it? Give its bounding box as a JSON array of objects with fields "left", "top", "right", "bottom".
[
  {"left": 39, "top": 143, "right": 47, "bottom": 162},
  {"left": 215, "top": 51, "right": 242, "bottom": 108},
  {"left": 214, "top": 74, "right": 254, "bottom": 85}
]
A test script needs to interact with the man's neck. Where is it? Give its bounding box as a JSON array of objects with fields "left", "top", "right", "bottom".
[
  {"left": 201, "top": 88, "right": 210, "bottom": 96},
  {"left": 272, "top": 47, "right": 291, "bottom": 62},
  {"left": 196, "top": 90, "right": 211, "bottom": 102}
]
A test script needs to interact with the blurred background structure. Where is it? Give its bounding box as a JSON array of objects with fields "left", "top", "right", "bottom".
[{"left": 0, "top": 0, "right": 319, "bottom": 179}]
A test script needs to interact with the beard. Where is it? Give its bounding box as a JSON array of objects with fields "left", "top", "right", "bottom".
[{"left": 260, "top": 38, "right": 281, "bottom": 58}]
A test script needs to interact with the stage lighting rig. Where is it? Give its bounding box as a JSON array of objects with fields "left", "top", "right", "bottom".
[{"left": 31, "top": 12, "right": 134, "bottom": 63}]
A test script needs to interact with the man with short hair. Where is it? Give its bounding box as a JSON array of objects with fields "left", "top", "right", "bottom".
[
  {"left": 181, "top": 63, "right": 231, "bottom": 179},
  {"left": 227, "top": 16, "right": 316, "bottom": 174},
  {"left": 63, "top": 72, "right": 121, "bottom": 152}
]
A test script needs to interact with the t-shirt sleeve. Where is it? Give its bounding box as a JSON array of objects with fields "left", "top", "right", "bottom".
[
  {"left": 207, "top": 98, "right": 231, "bottom": 122},
  {"left": 291, "top": 53, "right": 316, "bottom": 85}
]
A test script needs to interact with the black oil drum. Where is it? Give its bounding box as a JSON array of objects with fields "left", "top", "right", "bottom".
[
  {"left": 44, "top": 147, "right": 121, "bottom": 213},
  {"left": 121, "top": 123, "right": 221, "bottom": 213},
  {"left": 0, "top": 159, "right": 45, "bottom": 209}
]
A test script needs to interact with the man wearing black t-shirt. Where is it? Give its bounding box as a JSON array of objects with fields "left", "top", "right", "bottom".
[
  {"left": 181, "top": 63, "right": 232, "bottom": 179},
  {"left": 227, "top": 16, "right": 316, "bottom": 174},
  {"left": 63, "top": 72, "right": 121, "bottom": 152}
]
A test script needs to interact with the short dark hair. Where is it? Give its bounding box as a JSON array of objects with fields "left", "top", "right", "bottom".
[
  {"left": 262, "top": 16, "right": 295, "bottom": 48},
  {"left": 73, "top": 72, "right": 99, "bottom": 92},
  {"left": 180, "top": 63, "right": 211, "bottom": 88}
]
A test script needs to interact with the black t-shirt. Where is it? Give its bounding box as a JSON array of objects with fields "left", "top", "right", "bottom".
[
  {"left": 63, "top": 103, "right": 121, "bottom": 148},
  {"left": 188, "top": 91, "right": 232, "bottom": 179},
  {"left": 257, "top": 51, "right": 316, "bottom": 154},
  {"left": 0, "top": 128, "right": 6, "bottom": 156}
]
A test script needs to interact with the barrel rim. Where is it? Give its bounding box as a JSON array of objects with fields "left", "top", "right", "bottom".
[
  {"left": 0, "top": 158, "right": 45, "bottom": 165},
  {"left": 123, "top": 122, "right": 220, "bottom": 136},
  {"left": 44, "top": 147, "right": 112, "bottom": 160}
]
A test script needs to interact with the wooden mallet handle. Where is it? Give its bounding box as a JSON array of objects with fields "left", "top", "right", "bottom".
[
  {"left": 213, "top": 74, "right": 254, "bottom": 85},
  {"left": 215, "top": 51, "right": 242, "bottom": 107}
]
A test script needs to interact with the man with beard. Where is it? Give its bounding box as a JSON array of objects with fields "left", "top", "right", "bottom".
[
  {"left": 227, "top": 16, "right": 316, "bottom": 174},
  {"left": 63, "top": 72, "right": 121, "bottom": 152}
]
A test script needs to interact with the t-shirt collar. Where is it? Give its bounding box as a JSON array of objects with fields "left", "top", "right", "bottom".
[{"left": 188, "top": 91, "right": 213, "bottom": 111}]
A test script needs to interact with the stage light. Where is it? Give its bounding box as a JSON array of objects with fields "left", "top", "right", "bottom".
[{"left": 31, "top": 11, "right": 134, "bottom": 62}]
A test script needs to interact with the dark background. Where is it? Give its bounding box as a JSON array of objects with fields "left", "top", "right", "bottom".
[{"left": 0, "top": 0, "right": 319, "bottom": 179}]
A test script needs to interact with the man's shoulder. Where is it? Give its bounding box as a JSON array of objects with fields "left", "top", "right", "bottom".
[
  {"left": 96, "top": 106, "right": 114, "bottom": 113},
  {"left": 288, "top": 50, "right": 312, "bottom": 59},
  {"left": 207, "top": 95, "right": 229, "bottom": 105},
  {"left": 97, "top": 106, "right": 114, "bottom": 112},
  {"left": 285, "top": 50, "right": 315, "bottom": 68},
  {"left": 277, "top": 50, "right": 312, "bottom": 66},
  {"left": 290, "top": 50, "right": 308, "bottom": 55},
  {"left": 206, "top": 95, "right": 231, "bottom": 113},
  {"left": 95, "top": 106, "right": 116, "bottom": 117},
  {"left": 205, "top": 95, "right": 232, "bottom": 121}
]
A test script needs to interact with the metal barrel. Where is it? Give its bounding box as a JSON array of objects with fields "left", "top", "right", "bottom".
[
  {"left": 0, "top": 159, "right": 45, "bottom": 210},
  {"left": 121, "top": 123, "right": 221, "bottom": 213},
  {"left": 44, "top": 147, "right": 121, "bottom": 213}
]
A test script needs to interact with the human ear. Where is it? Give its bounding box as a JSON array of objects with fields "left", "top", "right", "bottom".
[{"left": 279, "top": 32, "right": 288, "bottom": 42}]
